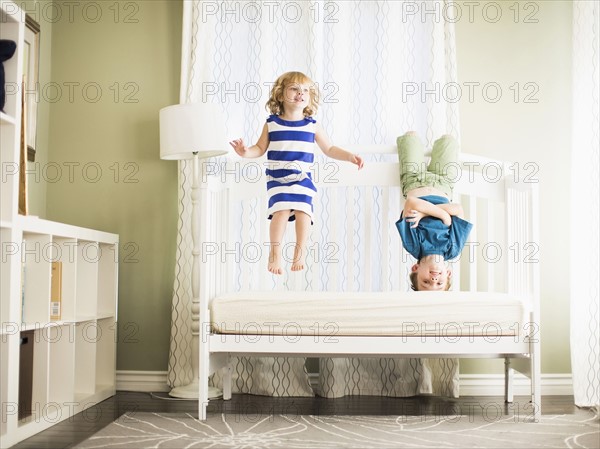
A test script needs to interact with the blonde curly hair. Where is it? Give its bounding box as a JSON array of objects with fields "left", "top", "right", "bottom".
[{"left": 266, "top": 71, "right": 320, "bottom": 117}]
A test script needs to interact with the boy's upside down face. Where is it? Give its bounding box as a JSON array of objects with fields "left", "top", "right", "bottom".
[{"left": 410, "top": 254, "right": 452, "bottom": 291}]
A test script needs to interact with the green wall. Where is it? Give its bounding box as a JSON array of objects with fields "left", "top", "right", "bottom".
[
  {"left": 23, "top": 0, "right": 52, "bottom": 217},
  {"left": 44, "top": 0, "right": 182, "bottom": 370},
  {"left": 455, "top": 0, "right": 573, "bottom": 374}
]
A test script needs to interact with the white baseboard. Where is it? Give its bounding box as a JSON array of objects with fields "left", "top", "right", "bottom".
[
  {"left": 459, "top": 373, "right": 572, "bottom": 396},
  {"left": 118, "top": 370, "right": 573, "bottom": 396},
  {"left": 116, "top": 370, "right": 170, "bottom": 393}
]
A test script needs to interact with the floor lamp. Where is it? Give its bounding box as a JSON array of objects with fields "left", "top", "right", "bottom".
[{"left": 159, "top": 103, "right": 228, "bottom": 399}]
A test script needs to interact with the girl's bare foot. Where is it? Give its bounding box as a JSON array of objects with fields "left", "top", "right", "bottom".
[
  {"left": 268, "top": 247, "right": 283, "bottom": 275},
  {"left": 291, "top": 244, "right": 305, "bottom": 271}
]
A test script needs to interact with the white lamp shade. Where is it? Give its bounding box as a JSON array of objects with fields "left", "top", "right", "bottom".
[{"left": 160, "top": 103, "right": 229, "bottom": 160}]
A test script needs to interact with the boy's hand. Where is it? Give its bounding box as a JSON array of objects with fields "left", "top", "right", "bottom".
[
  {"left": 440, "top": 212, "right": 452, "bottom": 227},
  {"left": 405, "top": 209, "right": 425, "bottom": 228},
  {"left": 404, "top": 196, "right": 453, "bottom": 227}
]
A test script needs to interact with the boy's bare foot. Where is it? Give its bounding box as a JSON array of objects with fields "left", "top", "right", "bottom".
[{"left": 268, "top": 248, "right": 283, "bottom": 275}]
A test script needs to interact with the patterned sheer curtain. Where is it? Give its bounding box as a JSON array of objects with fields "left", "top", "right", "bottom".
[
  {"left": 168, "top": 0, "right": 461, "bottom": 391},
  {"left": 570, "top": 0, "right": 599, "bottom": 409}
]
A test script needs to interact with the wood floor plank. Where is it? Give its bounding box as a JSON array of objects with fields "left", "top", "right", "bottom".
[{"left": 8, "top": 391, "right": 579, "bottom": 449}]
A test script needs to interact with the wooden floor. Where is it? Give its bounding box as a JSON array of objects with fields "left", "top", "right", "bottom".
[{"left": 10, "top": 392, "right": 579, "bottom": 449}]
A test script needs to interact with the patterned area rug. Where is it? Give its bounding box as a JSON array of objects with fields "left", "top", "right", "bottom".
[{"left": 75, "top": 411, "right": 599, "bottom": 448}]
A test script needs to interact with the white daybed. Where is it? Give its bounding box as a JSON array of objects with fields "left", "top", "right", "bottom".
[{"left": 195, "top": 145, "right": 541, "bottom": 421}]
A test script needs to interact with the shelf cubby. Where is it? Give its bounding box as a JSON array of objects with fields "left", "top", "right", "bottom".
[
  {"left": 0, "top": 123, "right": 19, "bottom": 223},
  {"left": 0, "top": 4, "right": 22, "bottom": 121},
  {"left": 0, "top": 3, "right": 23, "bottom": 225},
  {"left": 51, "top": 237, "right": 78, "bottom": 322},
  {"left": 74, "top": 321, "right": 97, "bottom": 401},
  {"left": 1, "top": 226, "right": 20, "bottom": 331},
  {"left": 47, "top": 324, "right": 75, "bottom": 405},
  {"left": 95, "top": 318, "right": 116, "bottom": 394},
  {"left": 97, "top": 243, "right": 118, "bottom": 317},
  {"left": 22, "top": 328, "right": 49, "bottom": 426},
  {"left": 1, "top": 334, "right": 12, "bottom": 438},
  {"left": 75, "top": 241, "right": 99, "bottom": 320},
  {"left": 20, "top": 233, "right": 52, "bottom": 326}
]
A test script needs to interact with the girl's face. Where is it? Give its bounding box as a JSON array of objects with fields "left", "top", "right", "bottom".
[{"left": 282, "top": 82, "right": 310, "bottom": 110}]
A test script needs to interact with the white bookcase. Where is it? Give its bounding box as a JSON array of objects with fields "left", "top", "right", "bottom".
[{"left": 0, "top": 2, "right": 119, "bottom": 447}]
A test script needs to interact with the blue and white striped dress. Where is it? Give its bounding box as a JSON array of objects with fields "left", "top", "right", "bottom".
[{"left": 266, "top": 114, "right": 317, "bottom": 222}]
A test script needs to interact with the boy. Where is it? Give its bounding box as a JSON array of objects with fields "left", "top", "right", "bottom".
[{"left": 395, "top": 131, "right": 473, "bottom": 291}]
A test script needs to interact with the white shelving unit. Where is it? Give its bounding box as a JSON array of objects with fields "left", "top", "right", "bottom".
[{"left": 0, "top": 2, "right": 119, "bottom": 447}]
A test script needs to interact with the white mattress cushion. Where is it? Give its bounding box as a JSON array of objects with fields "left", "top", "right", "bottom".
[{"left": 209, "top": 291, "right": 528, "bottom": 337}]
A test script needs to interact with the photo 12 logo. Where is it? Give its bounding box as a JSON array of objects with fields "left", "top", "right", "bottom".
[
  {"left": 1, "top": 240, "right": 139, "bottom": 264},
  {"left": 1, "top": 161, "right": 140, "bottom": 185},
  {"left": 402, "top": 81, "right": 540, "bottom": 104},
  {"left": 200, "top": 160, "right": 341, "bottom": 185},
  {"left": 2, "top": 1, "right": 140, "bottom": 24},
  {"left": 399, "top": 1, "right": 540, "bottom": 24},
  {"left": 200, "top": 81, "right": 338, "bottom": 104},
  {"left": 200, "top": 1, "right": 340, "bottom": 24},
  {"left": 5, "top": 81, "right": 140, "bottom": 104}
]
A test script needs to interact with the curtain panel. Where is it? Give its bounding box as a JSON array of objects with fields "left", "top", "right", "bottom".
[
  {"left": 169, "top": 0, "right": 461, "bottom": 393},
  {"left": 570, "top": 0, "right": 600, "bottom": 409}
]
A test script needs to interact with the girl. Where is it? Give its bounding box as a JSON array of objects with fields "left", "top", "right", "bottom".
[{"left": 230, "top": 71, "right": 364, "bottom": 274}]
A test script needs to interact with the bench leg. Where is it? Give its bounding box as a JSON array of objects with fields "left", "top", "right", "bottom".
[
  {"left": 223, "top": 359, "right": 232, "bottom": 401},
  {"left": 504, "top": 358, "right": 514, "bottom": 403},
  {"left": 531, "top": 345, "right": 541, "bottom": 422}
]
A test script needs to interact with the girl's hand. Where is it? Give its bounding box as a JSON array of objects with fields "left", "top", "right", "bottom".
[
  {"left": 405, "top": 209, "right": 425, "bottom": 228},
  {"left": 351, "top": 154, "right": 364, "bottom": 169},
  {"left": 229, "top": 138, "right": 248, "bottom": 157}
]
